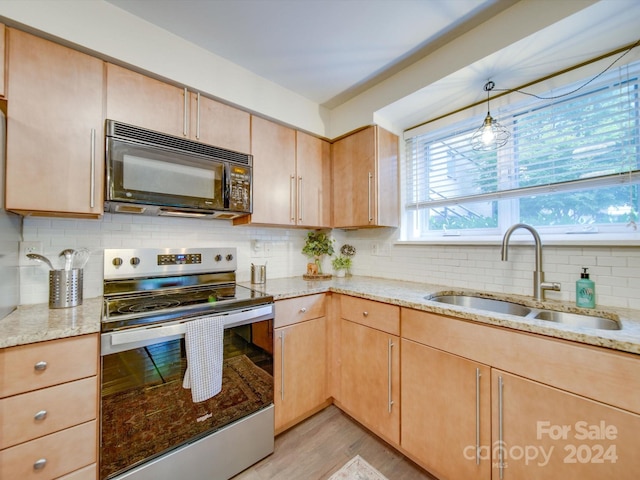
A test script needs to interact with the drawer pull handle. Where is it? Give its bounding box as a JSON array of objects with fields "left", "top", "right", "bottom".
[
  {"left": 34, "top": 361, "right": 48, "bottom": 371},
  {"left": 34, "top": 410, "right": 48, "bottom": 421},
  {"left": 300, "top": 307, "right": 307, "bottom": 313},
  {"left": 33, "top": 458, "right": 47, "bottom": 470},
  {"left": 363, "top": 311, "right": 369, "bottom": 317}
]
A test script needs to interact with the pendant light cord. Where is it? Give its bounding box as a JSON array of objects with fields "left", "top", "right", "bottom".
[{"left": 492, "top": 38, "right": 640, "bottom": 100}]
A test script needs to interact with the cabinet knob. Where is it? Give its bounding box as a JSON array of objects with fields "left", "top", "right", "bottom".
[
  {"left": 363, "top": 311, "right": 369, "bottom": 317},
  {"left": 34, "top": 410, "right": 48, "bottom": 421},
  {"left": 300, "top": 307, "right": 307, "bottom": 313},
  {"left": 33, "top": 458, "right": 47, "bottom": 470},
  {"left": 34, "top": 361, "right": 48, "bottom": 371}
]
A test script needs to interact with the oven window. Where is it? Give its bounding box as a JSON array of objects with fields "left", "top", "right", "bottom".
[{"left": 100, "top": 320, "right": 273, "bottom": 480}]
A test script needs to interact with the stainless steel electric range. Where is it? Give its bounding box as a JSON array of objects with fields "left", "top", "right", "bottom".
[{"left": 100, "top": 248, "right": 274, "bottom": 480}]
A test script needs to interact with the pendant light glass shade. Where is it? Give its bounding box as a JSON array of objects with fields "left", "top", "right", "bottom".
[{"left": 471, "top": 81, "right": 510, "bottom": 151}]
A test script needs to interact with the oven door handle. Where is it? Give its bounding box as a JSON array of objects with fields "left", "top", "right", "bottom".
[{"left": 103, "top": 305, "right": 274, "bottom": 354}]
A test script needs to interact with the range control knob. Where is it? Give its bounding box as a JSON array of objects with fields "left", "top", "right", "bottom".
[
  {"left": 130, "top": 257, "right": 141, "bottom": 266},
  {"left": 226, "top": 254, "right": 234, "bottom": 261},
  {"left": 112, "top": 257, "right": 123, "bottom": 267},
  {"left": 214, "top": 254, "right": 222, "bottom": 262}
]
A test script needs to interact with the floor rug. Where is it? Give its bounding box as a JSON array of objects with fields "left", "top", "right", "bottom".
[{"left": 328, "top": 455, "right": 389, "bottom": 480}]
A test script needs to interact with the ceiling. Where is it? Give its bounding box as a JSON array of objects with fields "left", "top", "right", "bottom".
[
  {"left": 104, "top": 0, "right": 510, "bottom": 108},
  {"left": 103, "top": 0, "right": 640, "bottom": 132}
]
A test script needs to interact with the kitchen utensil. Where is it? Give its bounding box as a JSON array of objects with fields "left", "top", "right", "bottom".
[
  {"left": 49, "top": 268, "right": 83, "bottom": 308},
  {"left": 71, "top": 248, "right": 91, "bottom": 269},
  {"left": 251, "top": 263, "right": 266, "bottom": 284},
  {"left": 59, "top": 248, "right": 76, "bottom": 271},
  {"left": 26, "top": 253, "right": 55, "bottom": 270}
]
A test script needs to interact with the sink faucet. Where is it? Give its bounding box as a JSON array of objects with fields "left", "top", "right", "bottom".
[{"left": 501, "top": 223, "right": 560, "bottom": 301}]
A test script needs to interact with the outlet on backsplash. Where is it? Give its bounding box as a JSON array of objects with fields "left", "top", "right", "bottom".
[{"left": 18, "top": 241, "right": 43, "bottom": 266}]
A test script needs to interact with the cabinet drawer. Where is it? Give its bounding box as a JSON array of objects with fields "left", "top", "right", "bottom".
[
  {"left": 0, "top": 376, "right": 97, "bottom": 449},
  {"left": 275, "top": 294, "right": 326, "bottom": 328},
  {"left": 340, "top": 295, "right": 399, "bottom": 335},
  {"left": 58, "top": 463, "right": 96, "bottom": 480},
  {"left": 0, "top": 334, "right": 98, "bottom": 397},
  {"left": 0, "top": 420, "right": 96, "bottom": 480}
]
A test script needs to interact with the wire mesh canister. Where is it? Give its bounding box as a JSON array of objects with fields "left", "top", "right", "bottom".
[{"left": 49, "top": 268, "right": 83, "bottom": 308}]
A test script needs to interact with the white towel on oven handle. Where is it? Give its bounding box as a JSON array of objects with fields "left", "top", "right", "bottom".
[{"left": 182, "top": 315, "right": 225, "bottom": 403}]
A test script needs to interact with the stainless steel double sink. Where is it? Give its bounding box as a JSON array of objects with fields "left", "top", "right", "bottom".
[{"left": 426, "top": 293, "right": 621, "bottom": 330}]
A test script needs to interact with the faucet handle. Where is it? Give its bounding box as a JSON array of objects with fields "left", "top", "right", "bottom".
[{"left": 541, "top": 282, "right": 561, "bottom": 292}]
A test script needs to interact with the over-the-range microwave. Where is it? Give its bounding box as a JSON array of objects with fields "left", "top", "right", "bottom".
[{"left": 105, "top": 120, "right": 252, "bottom": 219}]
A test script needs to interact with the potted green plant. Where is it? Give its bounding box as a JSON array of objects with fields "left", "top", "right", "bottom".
[
  {"left": 302, "top": 231, "right": 334, "bottom": 277},
  {"left": 331, "top": 255, "right": 352, "bottom": 277},
  {"left": 332, "top": 244, "right": 356, "bottom": 277}
]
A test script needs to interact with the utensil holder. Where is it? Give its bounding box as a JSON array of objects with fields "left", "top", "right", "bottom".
[
  {"left": 49, "top": 269, "right": 83, "bottom": 308},
  {"left": 251, "top": 264, "right": 266, "bottom": 284}
]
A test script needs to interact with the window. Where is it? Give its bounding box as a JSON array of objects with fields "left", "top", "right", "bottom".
[{"left": 402, "top": 59, "right": 640, "bottom": 241}]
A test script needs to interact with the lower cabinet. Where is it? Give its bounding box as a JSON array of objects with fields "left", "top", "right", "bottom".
[
  {"left": 274, "top": 295, "right": 329, "bottom": 433},
  {"left": 493, "top": 369, "right": 640, "bottom": 479},
  {"left": 401, "top": 339, "right": 491, "bottom": 480},
  {"left": 336, "top": 295, "right": 400, "bottom": 446},
  {"left": 401, "top": 307, "right": 640, "bottom": 480},
  {"left": 0, "top": 334, "right": 99, "bottom": 480}
]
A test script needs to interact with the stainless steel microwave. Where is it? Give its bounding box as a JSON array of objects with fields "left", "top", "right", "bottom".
[{"left": 105, "top": 120, "right": 252, "bottom": 219}]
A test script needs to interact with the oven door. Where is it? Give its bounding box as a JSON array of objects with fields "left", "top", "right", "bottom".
[
  {"left": 106, "top": 137, "right": 226, "bottom": 211},
  {"left": 100, "top": 306, "right": 274, "bottom": 480}
]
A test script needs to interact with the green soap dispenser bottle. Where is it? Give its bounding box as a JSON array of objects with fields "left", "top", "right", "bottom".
[{"left": 576, "top": 267, "right": 596, "bottom": 308}]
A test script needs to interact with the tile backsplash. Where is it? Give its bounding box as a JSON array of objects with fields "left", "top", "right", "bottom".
[{"left": 20, "top": 214, "right": 640, "bottom": 310}]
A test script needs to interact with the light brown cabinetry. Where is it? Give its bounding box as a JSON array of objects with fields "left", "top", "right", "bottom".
[
  {"left": 401, "top": 340, "right": 491, "bottom": 480},
  {"left": 274, "top": 294, "right": 329, "bottom": 433},
  {"left": 0, "top": 24, "right": 6, "bottom": 98},
  {"left": 493, "top": 369, "right": 640, "bottom": 479},
  {"left": 331, "top": 126, "right": 399, "bottom": 228},
  {"left": 5, "top": 29, "right": 104, "bottom": 218},
  {"left": 401, "top": 307, "right": 640, "bottom": 479},
  {"left": 106, "top": 63, "right": 250, "bottom": 152},
  {"left": 338, "top": 296, "right": 400, "bottom": 445},
  {"left": 240, "top": 116, "right": 329, "bottom": 227},
  {"left": 0, "top": 334, "right": 99, "bottom": 480}
]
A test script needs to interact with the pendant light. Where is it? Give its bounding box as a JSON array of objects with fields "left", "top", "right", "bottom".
[{"left": 471, "top": 81, "right": 510, "bottom": 151}]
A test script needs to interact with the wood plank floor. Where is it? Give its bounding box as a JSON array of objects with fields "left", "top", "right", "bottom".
[{"left": 232, "top": 405, "right": 437, "bottom": 480}]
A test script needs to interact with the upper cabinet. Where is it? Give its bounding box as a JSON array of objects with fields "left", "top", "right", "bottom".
[
  {"left": 236, "top": 116, "right": 330, "bottom": 227},
  {"left": 5, "top": 29, "right": 104, "bottom": 218},
  {"left": 106, "top": 63, "right": 250, "bottom": 153},
  {"left": 331, "top": 126, "right": 399, "bottom": 228}
]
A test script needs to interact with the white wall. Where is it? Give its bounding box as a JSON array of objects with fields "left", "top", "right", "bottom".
[
  {"left": 19, "top": 214, "right": 321, "bottom": 305},
  {"left": 339, "top": 228, "right": 640, "bottom": 310},
  {"left": 21, "top": 215, "right": 640, "bottom": 311}
]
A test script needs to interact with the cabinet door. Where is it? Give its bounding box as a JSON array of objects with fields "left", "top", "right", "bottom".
[
  {"left": 249, "top": 116, "right": 296, "bottom": 225},
  {"left": 295, "top": 132, "right": 330, "bottom": 228},
  {"left": 190, "top": 93, "right": 250, "bottom": 153},
  {"left": 5, "top": 29, "right": 104, "bottom": 217},
  {"left": 339, "top": 319, "right": 399, "bottom": 445},
  {"left": 402, "top": 340, "right": 491, "bottom": 480},
  {"left": 492, "top": 370, "right": 640, "bottom": 479},
  {"left": 274, "top": 317, "right": 327, "bottom": 432},
  {"left": 106, "top": 63, "right": 187, "bottom": 137},
  {"left": 332, "top": 127, "right": 375, "bottom": 228}
]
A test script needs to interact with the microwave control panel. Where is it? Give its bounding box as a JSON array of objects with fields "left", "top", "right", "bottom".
[{"left": 229, "top": 165, "right": 251, "bottom": 212}]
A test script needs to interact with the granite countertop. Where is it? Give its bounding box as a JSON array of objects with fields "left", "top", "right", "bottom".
[
  {"left": 0, "top": 297, "right": 102, "bottom": 349},
  {"left": 3, "top": 276, "right": 640, "bottom": 356},
  {"left": 243, "top": 276, "right": 640, "bottom": 356}
]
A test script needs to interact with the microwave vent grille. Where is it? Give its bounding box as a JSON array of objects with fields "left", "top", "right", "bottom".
[{"left": 108, "top": 120, "right": 252, "bottom": 166}]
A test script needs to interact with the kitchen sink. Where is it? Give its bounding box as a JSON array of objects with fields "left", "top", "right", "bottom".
[
  {"left": 533, "top": 310, "right": 621, "bottom": 330},
  {"left": 428, "top": 294, "right": 531, "bottom": 317},
  {"left": 427, "top": 293, "right": 622, "bottom": 330}
]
